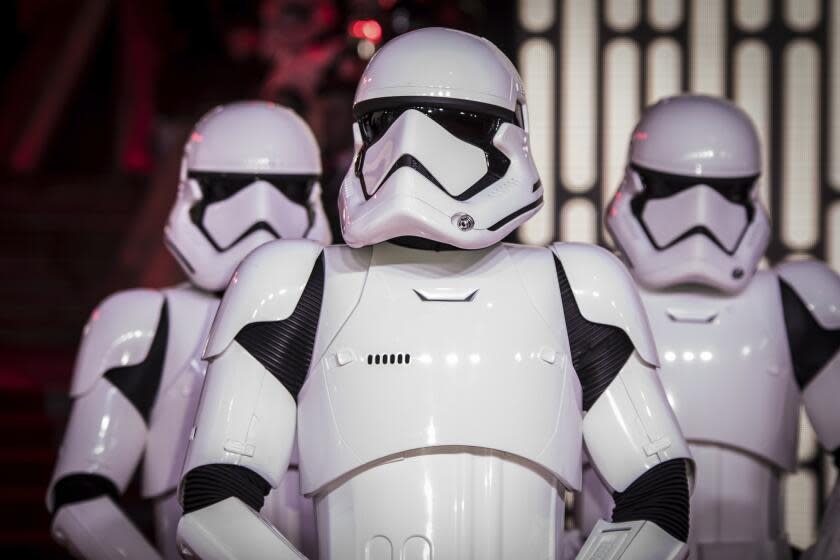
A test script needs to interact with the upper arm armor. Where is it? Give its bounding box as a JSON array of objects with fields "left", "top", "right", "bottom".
[
  {"left": 550, "top": 243, "right": 659, "bottom": 368},
  {"left": 550, "top": 243, "right": 659, "bottom": 410},
  {"left": 49, "top": 290, "right": 169, "bottom": 513},
  {"left": 551, "top": 244, "right": 691, "bottom": 495},
  {"left": 70, "top": 289, "right": 167, "bottom": 407},
  {"left": 776, "top": 260, "right": 840, "bottom": 388},
  {"left": 181, "top": 240, "right": 323, "bottom": 496},
  {"left": 776, "top": 260, "right": 840, "bottom": 451},
  {"left": 48, "top": 377, "right": 149, "bottom": 510},
  {"left": 204, "top": 239, "right": 325, "bottom": 399},
  {"left": 234, "top": 255, "right": 324, "bottom": 400},
  {"left": 205, "top": 239, "right": 324, "bottom": 360},
  {"left": 555, "top": 256, "right": 635, "bottom": 411},
  {"left": 776, "top": 260, "right": 840, "bottom": 330}
]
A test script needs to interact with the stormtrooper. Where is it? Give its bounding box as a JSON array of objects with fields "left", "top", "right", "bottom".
[
  {"left": 46, "top": 101, "right": 332, "bottom": 559},
  {"left": 176, "top": 28, "right": 693, "bottom": 560},
  {"left": 582, "top": 94, "right": 840, "bottom": 560}
]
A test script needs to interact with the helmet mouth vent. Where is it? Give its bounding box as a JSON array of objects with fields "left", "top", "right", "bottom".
[{"left": 367, "top": 353, "right": 411, "bottom": 365}]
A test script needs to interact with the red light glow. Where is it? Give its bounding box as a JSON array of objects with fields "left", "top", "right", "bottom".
[
  {"left": 609, "top": 191, "right": 622, "bottom": 217},
  {"left": 349, "top": 19, "right": 382, "bottom": 43}
]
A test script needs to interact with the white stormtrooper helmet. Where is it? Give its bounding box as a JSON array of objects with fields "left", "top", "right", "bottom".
[
  {"left": 165, "top": 101, "right": 332, "bottom": 292},
  {"left": 605, "top": 94, "right": 770, "bottom": 294},
  {"left": 338, "top": 27, "right": 542, "bottom": 249}
]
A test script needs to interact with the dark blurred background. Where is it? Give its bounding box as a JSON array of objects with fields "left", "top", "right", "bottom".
[{"left": 0, "top": 0, "right": 837, "bottom": 557}]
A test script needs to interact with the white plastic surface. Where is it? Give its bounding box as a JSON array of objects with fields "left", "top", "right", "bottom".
[
  {"left": 582, "top": 352, "right": 692, "bottom": 493},
  {"left": 575, "top": 460, "right": 615, "bottom": 539},
  {"left": 639, "top": 272, "right": 800, "bottom": 470},
  {"left": 354, "top": 27, "right": 524, "bottom": 112},
  {"left": 262, "top": 468, "right": 317, "bottom": 559},
  {"left": 202, "top": 181, "right": 311, "bottom": 249},
  {"left": 578, "top": 442, "right": 791, "bottom": 559},
  {"left": 298, "top": 243, "right": 582, "bottom": 495},
  {"left": 177, "top": 497, "right": 306, "bottom": 560},
  {"left": 143, "top": 286, "right": 218, "bottom": 498},
  {"left": 776, "top": 259, "right": 840, "bottom": 330},
  {"left": 605, "top": 94, "right": 771, "bottom": 294},
  {"left": 316, "top": 449, "right": 567, "bottom": 559},
  {"left": 688, "top": 443, "right": 788, "bottom": 559},
  {"left": 607, "top": 176, "right": 770, "bottom": 294},
  {"left": 69, "top": 289, "right": 163, "bottom": 397},
  {"left": 340, "top": 28, "right": 542, "bottom": 250},
  {"left": 360, "top": 109, "right": 487, "bottom": 198},
  {"left": 164, "top": 101, "right": 331, "bottom": 292},
  {"left": 154, "top": 492, "right": 182, "bottom": 560},
  {"left": 184, "top": 102, "right": 321, "bottom": 175},
  {"left": 51, "top": 496, "right": 161, "bottom": 560},
  {"left": 340, "top": 120, "right": 541, "bottom": 250},
  {"left": 777, "top": 260, "right": 840, "bottom": 451},
  {"left": 204, "top": 239, "right": 324, "bottom": 359},
  {"left": 181, "top": 341, "right": 297, "bottom": 488},
  {"left": 48, "top": 378, "right": 147, "bottom": 503},
  {"left": 188, "top": 237, "right": 689, "bottom": 558},
  {"left": 577, "top": 519, "right": 687, "bottom": 560},
  {"left": 628, "top": 94, "right": 761, "bottom": 178},
  {"left": 641, "top": 185, "right": 749, "bottom": 253},
  {"left": 576, "top": 264, "right": 830, "bottom": 556},
  {"left": 52, "top": 283, "right": 315, "bottom": 558},
  {"left": 549, "top": 242, "right": 659, "bottom": 366}
]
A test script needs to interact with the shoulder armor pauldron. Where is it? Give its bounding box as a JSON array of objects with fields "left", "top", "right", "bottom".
[
  {"left": 205, "top": 239, "right": 325, "bottom": 360},
  {"left": 70, "top": 289, "right": 166, "bottom": 400}
]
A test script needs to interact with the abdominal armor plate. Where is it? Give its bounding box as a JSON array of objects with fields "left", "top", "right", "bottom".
[
  {"left": 297, "top": 244, "right": 583, "bottom": 495},
  {"left": 641, "top": 271, "right": 800, "bottom": 471}
]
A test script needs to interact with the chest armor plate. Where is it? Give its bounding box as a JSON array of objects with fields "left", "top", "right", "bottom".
[
  {"left": 298, "top": 244, "right": 583, "bottom": 495},
  {"left": 640, "top": 271, "right": 800, "bottom": 470},
  {"left": 142, "top": 287, "right": 219, "bottom": 497}
]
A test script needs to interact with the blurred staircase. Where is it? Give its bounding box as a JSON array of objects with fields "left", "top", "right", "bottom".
[
  {"left": 0, "top": 371, "right": 65, "bottom": 557},
  {"left": 0, "top": 173, "right": 145, "bottom": 557}
]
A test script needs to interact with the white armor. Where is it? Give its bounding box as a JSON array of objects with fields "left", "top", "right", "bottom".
[
  {"left": 338, "top": 27, "right": 542, "bottom": 250},
  {"left": 47, "top": 102, "right": 330, "bottom": 559},
  {"left": 177, "top": 28, "right": 692, "bottom": 560},
  {"left": 606, "top": 95, "right": 770, "bottom": 295},
  {"left": 165, "top": 101, "right": 332, "bottom": 292},
  {"left": 595, "top": 94, "right": 840, "bottom": 560}
]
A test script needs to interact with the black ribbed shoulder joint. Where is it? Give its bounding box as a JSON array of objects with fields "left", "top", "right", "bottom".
[
  {"left": 612, "top": 459, "right": 690, "bottom": 543},
  {"left": 104, "top": 299, "right": 169, "bottom": 422},
  {"left": 555, "top": 257, "right": 635, "bottom": 411},
  {"left": 181, "top": 464, "right": 271, "bottom": 514},
  {"left": 779, "top": 278, "right": 840, "bottom": 390},
  {"left": 234, "top": 252, "right": 324, "bottom": 400}
]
